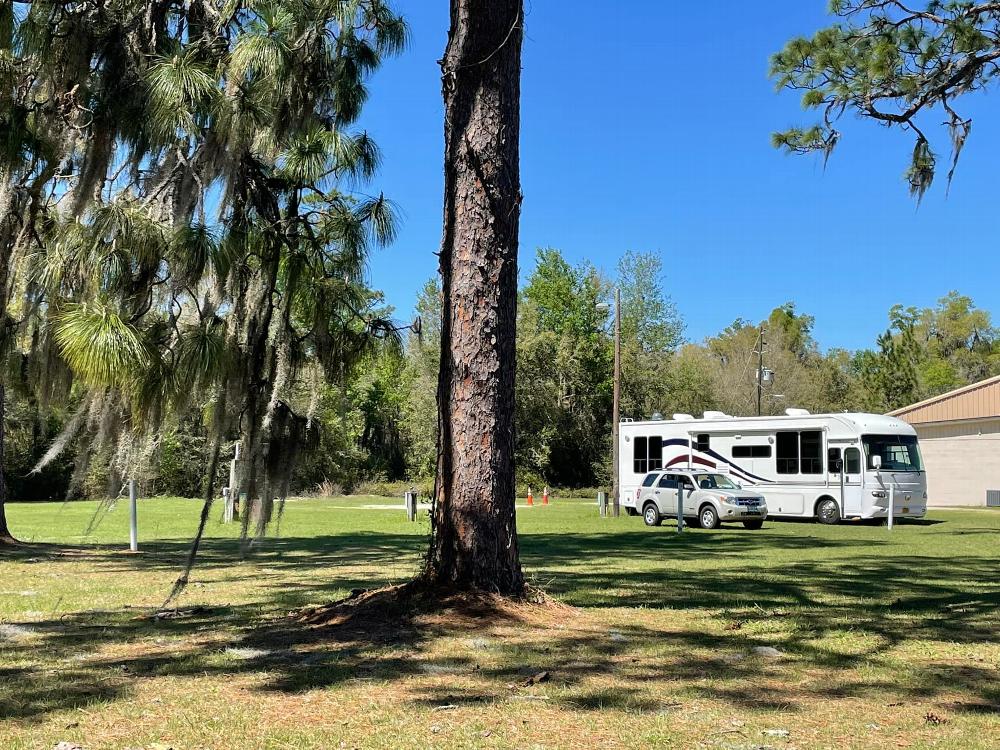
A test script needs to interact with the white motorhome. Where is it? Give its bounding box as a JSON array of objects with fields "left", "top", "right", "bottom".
[{"left": 618, "top": 410, "right": 928, "bottom": 523}]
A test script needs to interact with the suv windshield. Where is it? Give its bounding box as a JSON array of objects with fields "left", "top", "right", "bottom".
[
  {"left": 863, "top": 434, "right": 923, "bottom": 472},
  {"left": 694, "top": 473, "right": 739, "bottom": 490}
]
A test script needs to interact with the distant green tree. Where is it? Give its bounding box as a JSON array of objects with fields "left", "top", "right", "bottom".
[
  {"left": 519, "top": 249, "right": 611, "bottom": 487},
  {"left": 917, "top": 292, "right": 998, "bottom": 383},
  {"left": 616, "top": 250, "right": 684, "bottom": 354},
  {"left": 771, "top": 1, "right": 1000, "bottom": 199},
  {"left": 768, "top": 303, "right": 817, "bottom": 361},
  {"left": 664, "top": 347, "right": 719, "bottom": 416},
  {"left": 855, "top": 314, "right": 922, "bottom": 411},
  {"left": 400, "top": 278, "right": 442, "bottom": 480},
  {"left": 615, "top": 251, "right": 684, "bottom": 421}
]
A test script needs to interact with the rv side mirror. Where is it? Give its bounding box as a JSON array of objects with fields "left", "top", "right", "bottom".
[{"left": 872, "top": 455, "right": 882, "bottom": 470}]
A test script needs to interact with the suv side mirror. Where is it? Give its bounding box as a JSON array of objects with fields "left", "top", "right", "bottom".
[{"left": 872, "top": 455, "right": 882, "bottom": 470}]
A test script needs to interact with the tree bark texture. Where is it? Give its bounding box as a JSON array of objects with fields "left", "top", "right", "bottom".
[
  {"left": 0, "top": 382, "right": 12, "bottom": 542},
  {"left": 425, "top": 0, "right": 524, "bottom": 594},
  {"left": 1, "top": 188, "right": 14, "bottom": 543}
]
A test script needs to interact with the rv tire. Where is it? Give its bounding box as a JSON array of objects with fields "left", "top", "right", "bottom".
[
  {"left": 815, "top": 497, "right": 841, "bottom": 525},
  {"left": 742, "top": 520, "right": 764, "bottom": 530}
]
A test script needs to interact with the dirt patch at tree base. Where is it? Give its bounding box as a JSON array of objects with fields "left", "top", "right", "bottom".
[{"left": 289, "top": 581, "right": 576, "bottom": 643}]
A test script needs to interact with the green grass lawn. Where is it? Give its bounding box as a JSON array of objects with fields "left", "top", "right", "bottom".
[{"left": 1, "top": 497, "right": 998, "bottom": 749}]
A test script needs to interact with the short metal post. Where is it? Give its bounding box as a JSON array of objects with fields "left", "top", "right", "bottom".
[
  {"left": 128, "top": 479, "right": 138, "bottom": 552},
  {"left": 676, "top": 487, "right": 684, "bottom": 533},
  {"left": 598, "top": 491, "right": 607, "bottom": 517},
  {"left": 224, "top": 443, "right": 240, "bottom": 524},
  {"left": 405, "top": 490, "right": 416, "bottom": 522},
  {"left": 887, "top": 485, "right": 895, "bottom": 530}
]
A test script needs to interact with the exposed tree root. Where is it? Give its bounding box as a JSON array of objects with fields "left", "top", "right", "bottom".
[{"left": 290, "top": 580, "right": 568, "bottom": 642}]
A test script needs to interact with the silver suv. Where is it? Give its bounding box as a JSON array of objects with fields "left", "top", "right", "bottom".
[{"left": 637, "top": 469, "right": 768, "bottom": 529}]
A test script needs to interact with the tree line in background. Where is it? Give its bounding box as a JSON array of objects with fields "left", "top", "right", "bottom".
[
  {"left": 7, "top": 242, "right": 998, "bottom": 500},
  {"left": 6, "top": 0, "right": 1000, "bottom": 517}
]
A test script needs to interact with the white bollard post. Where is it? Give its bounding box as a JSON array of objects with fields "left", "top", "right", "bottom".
[
  {"left": 224, "top": 443, "right": 240, "bottom": 524},
  {"left": 887, "top": 485, "right": 895, "bottom": 530},
  {"left": 598, "top": 491, "right": 607, "bottom": 517},
  {"left": 128, "top": 479, "right": 138, "bottom": 552},
  {"left": 405, "top": 490, "right": 416, "bottom": 522},
  {"left": 677, "top": 487, "right": 684, "bottom": 533}
]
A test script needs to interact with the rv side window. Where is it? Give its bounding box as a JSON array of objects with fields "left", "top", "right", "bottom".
[
  {"left": 733, "top": 445, "right": 771, "bottom": 458},
  {"left": 828, "top": 447, "right": 843, "bottom": 473},
  {"left": 776, "top": 431, "right": 799, "bottom": 474},
  {"left": 648, "top": 436, "right": 663, "bottom": 471},
  {"left": 695, "top": 434, "right": 710, "bottom": 452},
  {"left": 800, "top": 431, "right": 823, "bottom": 474},
  {"left": 633, "top": 437, "right": 648, "bottom": 474},
  {"left": 844, "top": 447, "right": 861, "bottom": 474}
]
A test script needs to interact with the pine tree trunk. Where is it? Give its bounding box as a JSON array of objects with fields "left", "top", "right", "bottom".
[{"left": 424, "top": 0, "right": 524, "bottom": 594}]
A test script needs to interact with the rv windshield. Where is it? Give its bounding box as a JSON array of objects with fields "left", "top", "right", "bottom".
[
  {"left": 695, "top": 473, "right": 740, "bottom": 490},
  {"left": 863, "top": 434, "right": 923, "bottom": 472}
]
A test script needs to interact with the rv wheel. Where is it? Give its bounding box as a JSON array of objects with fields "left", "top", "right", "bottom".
[
  {"left": 816, "top": 498, "right": 841, "bottom": 525},
  {"left": 643, "top": 504, "right": 662, "bottom": 527},
  {"left": 742, "top": 520, "right": 764, "bottom": 530}
]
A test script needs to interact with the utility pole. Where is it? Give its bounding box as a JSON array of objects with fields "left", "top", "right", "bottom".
[
  {"left": 757, "top": 326, "right": 765, "bottom": 417},
  {"left": 597, "top": 290, "right": 623, "bottom": 518},
  {"left": 612, "top": 287, "right": 621, "bottom": 517}
]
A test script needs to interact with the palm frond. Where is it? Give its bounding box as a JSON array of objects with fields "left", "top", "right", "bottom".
[{"left": 54, "top": 300, "right": 151, "bottom": 387}]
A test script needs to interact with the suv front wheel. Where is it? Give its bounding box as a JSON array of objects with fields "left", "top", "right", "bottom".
[
  {"left": 698, "top": 504, "right": 720, "bottom": 530},
  {"left": 643, "top": 503, "right": 662, "bottom": 527}
]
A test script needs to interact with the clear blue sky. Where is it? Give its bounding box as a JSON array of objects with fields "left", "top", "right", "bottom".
[{"left": 359, "top": 1, "right": 1000, "bottom": 353}]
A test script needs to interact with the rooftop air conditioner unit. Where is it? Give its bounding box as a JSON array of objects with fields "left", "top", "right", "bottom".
[
  {"left": 785, "top": 408, "right": 811, "bottom": 416},
  {"left": 704, "top": 411, "right": 729, "bottom": 419},
  {"left": 672, "top": 413, "right": 695, "bottom": 421}
]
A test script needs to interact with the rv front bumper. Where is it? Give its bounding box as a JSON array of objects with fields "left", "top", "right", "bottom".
[{"left": 873, "top": 501, "right": 927, "bottom": 519}]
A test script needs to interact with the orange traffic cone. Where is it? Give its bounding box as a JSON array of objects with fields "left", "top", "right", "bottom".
[
  {"left": 542, "top": 486, "right": 550, "bottom": 505},
  {"left": 527, "top": 487, "right": 534, "bottom": 506}
]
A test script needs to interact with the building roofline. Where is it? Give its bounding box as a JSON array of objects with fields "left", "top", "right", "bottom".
[{"left": 888, "top": 374, "right": 1000, "bottom": 417}]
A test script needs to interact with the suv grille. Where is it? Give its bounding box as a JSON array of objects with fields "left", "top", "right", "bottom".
[{"left": 736, "top": 498, "right": 763, "bottom": 506}]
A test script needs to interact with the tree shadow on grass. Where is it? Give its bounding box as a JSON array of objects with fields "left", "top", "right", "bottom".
[{"left": 0, "top": 525, "right": 997, "bottom": 724}]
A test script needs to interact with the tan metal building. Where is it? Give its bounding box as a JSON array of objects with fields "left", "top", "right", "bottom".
[{"left": 889, "top": 375, "right": 1000, "bottom": 507}]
